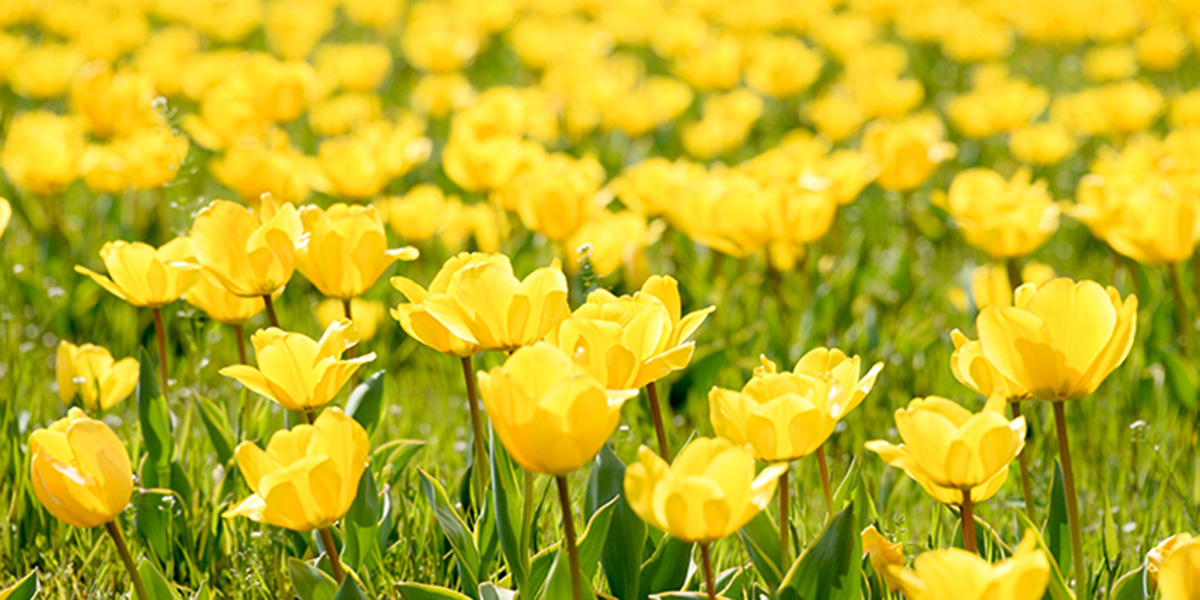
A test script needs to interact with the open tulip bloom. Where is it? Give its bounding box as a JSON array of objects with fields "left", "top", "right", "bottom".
[
  {"left": 294, "top": 203, "right": 418, "bottom": 301},
  {"left": 56, "top": 341, "right": 139, "bottom": 411},
  {"left": 889, "top": 530, "right": 1050, "bottom": 600}
]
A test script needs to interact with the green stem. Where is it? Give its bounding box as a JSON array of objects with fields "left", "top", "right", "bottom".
[
  {"left": 521, "top": 469, "right": 535, "bottom": 576},
  {"left": 1053, "top": 401, "right": 1088, "bottom": 598},
  {"left": 263, "top": 294, "right": 280, "bottom": 328},
  {"left": 960, "top": 489, "right": 977, "bottom": 554},
  {"left": 342, "top": 298, "right": 357, "bottom": 359},
  {"left": 646, "top": 381, "right": 671, "bottom": 460},
  {"left": 555, "top": 475, "right": 583, "bottom": 600},
  {"left": 1168, "top": 262, "right": 1192, "bottom": 350},
  {"left": 105, "top": 520, "right": 148, "bottom": 600},
  {"left": 1011, "top": 401, "right": 1038, "bottom": 523},
  {"left": 779, "top": 467, "right": 790, "bottom": 568},
  {"left": 461, "top": 356, "right": 489, "bottom": 511},
  {"left": 318, "top": 527, "right": 346, "bottom": 583},
  {"left": 1006, "top": 257, "right": 1022, "bottom": 291},
  {"left": 700, "top": 542, "right": 717, "bottom": 600},
  {"left": 152, "top": 307, "right": 169, "bottom": 398},
  {"left": 816, "top": 445, "right": 834, "bottom": 516},
  {"left": 233, "top": 323, "right": 248, "bottom": 365}
]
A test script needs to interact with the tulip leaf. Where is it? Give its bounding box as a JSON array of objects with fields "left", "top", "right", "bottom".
[
  {"left": 585, "top": 444, "right": 647, "bottom": 600},
  {"left": 135, "top": 489, "right": 176, "bottom": 564},
  {"left": 478, "top": 583, "right": 517, "bottom": 600},
  {"left": 777, "top": 504, "right": 861, "bottom": 600},
  {"left": 136, "top": 348, "right": 173, "bottom": 485},
  {"left": 638, "top": 535, "right": 694, "bottom": 600},
  {"left": 1046, "top": 461, "right": 1073, "bottom": 580},
  {"left": 418, "top": 468, "right": 481, "bottom": 599},
  {"left": 1109, "top": 565, "right": 1147, "bottom": 600},
  {"left": 346, "top": 371, "right": 386, "bottom": 435},
  {"left": 374, "top": 438, "right": 426, "bottom": 485},
  {"left": 738, "top": 511, "right": 783, "bottom": 590},
  {"left": 537, "top": 497, "right": 617, "bottom": 600},
  {"left": 196, "top": 394, "right": 235, "bottom": 465},
  {"left": 333, "top": 577, "right": 370, "bottom": 600},
  {"left": 3, "top": 568, "right": 38, "bottom": 600},
  {"left": 341, "top": 467, "right": 383, "bottom": 571},
  {"left": 716, "top": 565, "right": 753, "bottom": 599},
  {"left": 831, "top": 455, "right": 862, "bottom": 510},
  {"left": 395, "top": 582, "right": 473, "bottom": 599},
  {"left": 489, "top": 428, "right": 527, "bottom": 590},
  {"left": 287, "top": 557, "right": 338, "bottom": 600},
  {"left": 1160, "top": 350, "right": 1198, "bottom": 410},
  {"left": 138, "top": 557, "right": 181, "bottom": 600}
]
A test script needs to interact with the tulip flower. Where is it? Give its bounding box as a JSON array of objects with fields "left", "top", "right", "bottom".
[
  {"left": 30, "top": 409, "right": 146, "bottom": 599},
  {"left": 56, "top": 341, "right": 140, "bottom": 412},
  {"left": 552, "top": 275, "right": 714, "bottom": 460},
  {"left": 889, "top": 531, "right": 1050, "bottom": 599},
  {"left": 219, "top": 319, "right": 373, "bottom": 416},
  {"left": 861, "top": 113, "right": 956, "bottom": 192},
  {"left": 225, "top": 407, "right": 369, "bottom": 583},
  {"left": 866, "top": 395, "right": 1026, "bottom": 553},
  {"left": 625, "top": 438, "right": 786, "bottom": 600},
  {"left": 190, "top": 196, "right": 303, "bottom": 326},
  {"left": 318, "top": 298, "right": 386, "bottom": 342},
  {"left": 1158, "top": 536, "right": 1200, "bottom": 600},
  {"left": 295, "top": 203, "right": 418, "bottom": 301},
  {"left": 1148, "top": 534, "right": 1195, "bottom": 592},
  {"left": 0, "top": 197, "right": 10, "bottom": 238},
  {"left": 934, "top": 168, "right": 1060, "bottom": 260},
  {"left": 183, "top": 271, "right": 266, "bottom": 363},
  {"left": 862, "top": 526, "right": 905, "bottom": 591}
]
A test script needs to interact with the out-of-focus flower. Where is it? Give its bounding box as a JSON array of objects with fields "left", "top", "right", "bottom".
[
  {"left": 70, "top": 62, "right": 161, "bottom": 138},
  {"left": 506, "top": 153, "right": 606, "bottom": 242},
  {"left": 412, "top": 72, "right": 476, "bottom": 119},
  {"left": 1, "top": 111, "right": 86, "bottom": 195},
  {"left": 225, "top": 407, "right": 369, "bottom": 531},
  {"left": 308, "top": 92, "right": 382, "bottom": 137},
  {"left": 264, "top": 0, "right": 335, "bottom": 60},
  {"left": 947, "top": 76, "right": 1049, "bottom": 139},
  {"left": 624, "top": 438, "right": 787, "bottom": 543},
  {"left": 295, "top": 204, "right": 418, "bottom": 299},
  {"left": 566, "top": 210, "right": 663, "bottom": 283},
  {"left": 477, "top": 342, "right": 637, "bottom": 475},
  {"left": 1148, "top": 533, "right": 1194, "bottom": 592},
  {"left": 970, "top": 264, "right": 1012, "bottom": 310},
  {"left": 935, "top": 168, "right": 1060, "bottom": 259},
  {"left": 314, "top": 43, "right": 393, "bottom": 92},
  {"left": 1159, "top": 537, "right": 1200, "bottom": 600},
  {"left": 605, "top": 76, "right": 693, "bottom": 139},
  {"left": 1136, "top": 24, "right": 1189, "bottom": 72},
  {"left": 80, "top": 126, "right": 190, "bottom": 193},
  {"left": 682, "top": 88, "right": 764, "bottom": 160},
  {"left": 1009, "top": 122, "right": 1077, "bottom": 166},
  {"left": 377, "top": 185, "right": 457, "bottom": 243},
  {"left": 673, "top": 31, "right": 742, "bottom": 92},
  {"left": 184, "top": 271, "right": 265, "bottom": 326},
  {"left": 30, "top": 408, "right": 133, "bottom": 528},
  {"left": 866, "top": 395, "right": 1025, "bottom": 505},
  {"left": 220, "top": 319, "right": 374, "bottom": 412},
  {"left": 317, "top": 298, "right": 387, "bottom": 342},
  {"left": 862, "top": 526, "right": 905, "bottom": 590},
  {"left": 745, "top": 35, "right": 823, "bottom": 98},
  {"left": 1083, "top": 45, "right": 1138, "bottom": 82},
  {"left": 977, "top": 278, "right": 1137, "bottom": 401},
  {"left": 75, "top": 238, "right": 198, "bottom": 308},
  {"left": 804, "top": 88, "right": 867, "bottom": 142},
  {"left": 190, "top": 197, "right": 303, "bottom": 298},
  {"left": 313, "top": 117, "right": 432, "bottom": 200},
  {"left": 56, "top": 341, "right": 139, "bottom": 411},
  {"left": 610, "top": 158, "right": 706, "bottom": 217},
  {"left": 862, "top": 113, "right": 956, "bottom": 192},
  {"left": 391, "top": 253, "right": 569, "bottom": 355},
  {"left": 0, "top": 198, "right": 11, "bottom": 239},
  {"left": 341, "top": 0, "right": 401, "bottom": 29},
  {"left": 210, "top": 133, "right": 313, "bottom": 206},
  {"left": 889, "top": 531, "right": 1049, "bottom": 599},
  {"left": 132, "top": 27, "right": 199, "bottom": 97},
  {"left": 8, "top": 43, "right": 84, "bottom": 99}
]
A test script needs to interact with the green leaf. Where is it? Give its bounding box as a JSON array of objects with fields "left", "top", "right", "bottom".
[
  {"left": 418, "top": 468, "right": 481, "bottom": 598},
  {"left": 1161, "top": 350, "right": 1198, "bottom": 410},
  {"left": 374, "top": 438, "right": 426, "bottom": 484},
  {"left": 1109, "top": 566, "right": 1147, "bottom": 600},
  {"left": 585, "top": 445, "right": 647, "bottom": 600},
  {"left": 341, "top": 467, "right": 383, "bottom": 571},
  {"left": 334, "top": 578, "right": 370, "bottom": 600},
  {"left": 478, "top": 583, "right": 516, "bottom": 600},
  {"left": 831, "top": 455, "right": 862, "bottom": 510},
  {"left": 738, "top": 511, "right": 783, "bottom": 591},
  {"left": 2, "top": 568, "right": 38, "bottom": 600},
  {"left": 638, "top": 535, "right": 693, "bottom": 600},
  {"left": 489, "top": 429, "right": 527, "bottom": 590},
  {"left": 778, "top": 504, "right": 861, "bottom": 600},
  {"left": 196, "top": 394, "right": 234, "bottom": 465},
  {"left": 138, "top": 558, "right": 181, "bottom": 600},
  {"left": 287, "top": 557, "right": 338, "bottom": 600},
  {"left": 346, "top": 371, "right": 387, "bottom": 434},
  {"left": 395, "top": 583, "right": 473, "bottom": 599},
  {"left": 1046, "top": 461, "right": 1072, "bottom": 581},
  {"left": 539, "top": 497, "right": 617, "bottom": 600},
  {"left": 136, "top": 348, "right": 173, "bottom": 487},
  {"left": 134, "top": 489, "right": 175, "bottom": 563}
]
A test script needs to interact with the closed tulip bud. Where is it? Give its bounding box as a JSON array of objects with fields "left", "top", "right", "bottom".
[
  {"left": 183, "top": 271, "right": 265, "bottom": 325},
  {"left": 391, "top": 253, "right": 569, "bottom": 356},
  {"left": 295, "top": 204, "right": 418, "bottom": 300},
  {"left": 190, "top": 197, "right": 303, "bottom": 297},
  {"left": 0, "top": 111, "right": 86, "bottom": 196},
  {"left": 552, "top": 276, "right": 714, "bottom": 389},
  {"left": 477, "top": 343, "right": 637, "bottom": 475},
  {"left": 75, "top": 238, "right": 199, "bottom": 308},
  {"left": 56, "top": 341, "right": 139, "bottom": 411},
  {"left": 970, "top": 264, "right": 1012, "bottom": 310},
  {"left": 866, "top": 395, "right": 1025, "bottom": 505},
  {"left": 0, "top": 197, "right": 10, "bottom": 238},
  {"left": 624, "top": 438, "right": 787, "bottom": 544},
  {"left": 950, "top": 330, "right": 1028, "bottom": 402},
  {"left": 30, "top": 408, "right": 133, "bottom": 528},
  {"left": 935, "top": 168, "right": 1060, "bottom": 259},
  {"left": 862, "top": 113, "right": 956, "bottom": 192},
  {"left": 224, "top": 407, "right": 369, "bottom": 531},
  {"left": 1148, "top": 534, "right": 1194, "bottom": 592},
  {"left": 977, "top": 278, "right": 1137, "bottom": 401},
  {"left": 317, "top": 298, "right": 386, "bottom": 342},
  {"left": 219, "top": 319, "right": 374, "bottom": 412},
  {"left": 862, "top": 526, "right": 905, "bottom": 591},
  {"left": 890, "top": 531, "right": 1050, "bottom": 599},
  {"left": 1159, "top": 538, "right": 1200, "bottom": 600}
]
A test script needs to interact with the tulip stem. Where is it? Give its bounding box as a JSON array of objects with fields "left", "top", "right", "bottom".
[
  {"left": 521, "top": 469, "right": 535, "bottom": 568},
  {"left": 318, "top": 527, "right": 346, "bottom": 584},
  {"left": 152, "top": 307, "right": 169, "bottom": 397},
  {"left": 700, "top": 542, "right": 717, "bottom": 600},
  {"left": 461, "top": 356, "right": 489, "bottom": 511},
  {"left": 1053, "top": 401, "right": 1087, "bottom": 598},
  {"left": 646, "top": 381, "right": 671, "bottom": 460},
  {"left": 1168, "top": 262, "right": 1192, "bottom": 349},
  {"left": 960, "top": 490, "right": 977, "bottom": 554},
  {"left": 779, "top": 467, "right": 790, "bottom": 568},
  {"left": 816, "top": 445, "right": 834, "bottom": 516},
  {"left": 262, "top": 294, "right": 280, "bottom": 328},
  {"left": 342, "top": 298, "right": 357, "bottom": 359},
  {"left": 233, "top": 324, "right": 248, "bottom": 365},
  {"left": 555, "top": 475, "right": 584, "bottom": 600},
  {"left": 1005, "top": 257, "right": 1022, "bottom": 291},
  {"left": 105, "top": 520, "right": 148, "bottom": 600},
  {"left": 1011, "top": 401, "right": 1038, "bottom": 523}
]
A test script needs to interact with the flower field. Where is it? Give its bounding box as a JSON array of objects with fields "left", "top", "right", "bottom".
[{"left": 1, "top": 0, "right": 1200, "bottom": 599}]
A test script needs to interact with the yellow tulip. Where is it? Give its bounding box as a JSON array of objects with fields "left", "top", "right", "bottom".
[
  {"left": 477, "top": 342, "right": 637, "bottom": 476},
  {"left": 317, "top": 298, "right": 386, "bottom": 342},
  {"left": 970, "top": 264, "right": 1012, "bottom": 310},
  {"left": 29, "top": 408, "right": 133, "bottom": 528},
  {"left": 889, "top": 531, "right": 1050, "bottom": 599},
  {"left": 219, "top": 319, "right": 374, "bottom": 413},
  {"left": 976, "top": 278, "right": 1137, "bottom": 401},
  {"left": 862, "top": 113, "right": 956, "bottom": 192},
  {"left": 949, "top": 330, "right": 1029, "bottom": 402},
  {"left": 224, "top": 407, "right": 369, "bottom": 531},
  {"left": 56, "top": 341, "right": 139, "bottom": 411},
  {"left": 1148, "top": 534, "right": 1194, "bottom": 592},
  {"left": 391, "top": 253, "right": 569, "bottom": 356},
  {"left": 190, "top": 197, "right": 303, "bottom": 298},
  {"left": 935, "top": 168, "right": 1060, "bottom": 259},
  {"left": 295, "top": 204, "right": 418, "bottom": 300},
  {"left": 376, "top": 185, "right": 457, "bottom": 243},
  {"left": 314, "top": 43, "right": 393, "bottom": 92},
  {"left": 183, "top": 271, "right": 265, "bottom": 326},
  {"left": 623, "top": 437, "right": 787, "bottom": 544},
  {"left": 865, "top": 395, "right": 1025, "bottom": 505},
  {"left": 0, "top": 111, "right": 86, "bottom": 196},
  {"left": 0, "top": 197, "right": 10, "bottom": 238},
  {"left": 1158, "top": 536, "right": 1200, "bottom": 600},
  {"left": 1009, "top": 122, "right": 1077, "bottom": 166},
  {"left": 75, "top": 239, "right": 199, "bottom": 308},
  {"left": 551, "top": 275, "right": 714, "bottom": 390},
  {"left": 862, "top": 526, "right": 905, "bottom": 591},
  {"left": 509, "top": 153, "right": 606, "bottom": 242}
]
